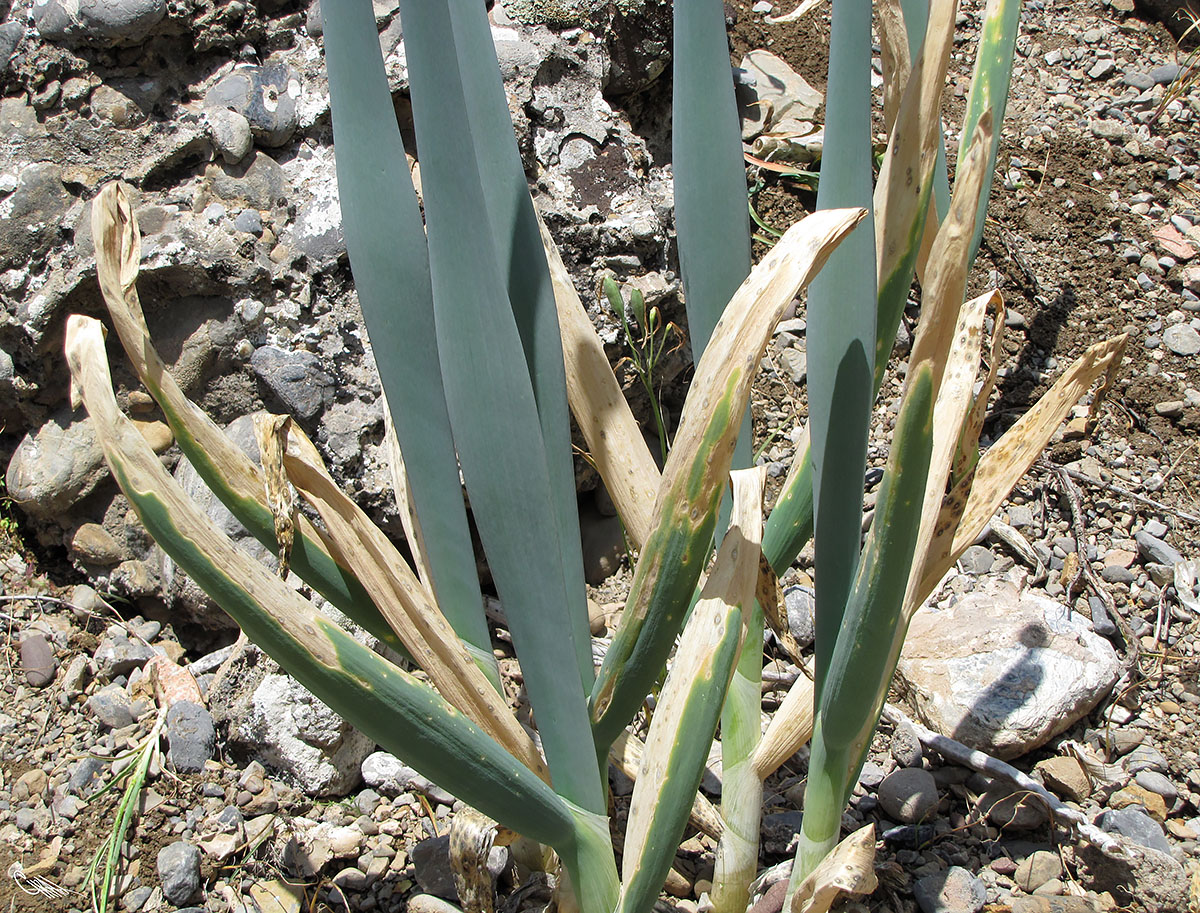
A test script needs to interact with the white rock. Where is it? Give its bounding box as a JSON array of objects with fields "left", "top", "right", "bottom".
[{"left": 897, "top": 575, "right": 1120, "bottom": 759}]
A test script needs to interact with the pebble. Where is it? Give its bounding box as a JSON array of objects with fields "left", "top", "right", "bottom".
[
  {"left": 33, "top": 0, "right": 168, "bottom": 47},
  {"left": 205, "top": 106, "right": 253, "bottom": 164},
  {"left": 890, "top": 720, "right": 924, "bottom": 768},
  {"left": 958, "top": 544, "right": 994, "bottom": 575},
  {"left": 1088, "top": 59, "right": 1115, "bottom": 79},
  {"left": 1134, "top": 770, "right": 1177, "bottom": 803},
  {"left": 88, "top": 683, "right": 135, "bottom": 729},
  {"left": 1109, "top": 783, "right": 1168, "bottom": 822},
  {"left": 912, "top": 866, "right": 986, "bottom": 913},
  {"left": 1096, "top": 806, "right": 1172, "bottom": 853},
  {"left": 361, "top": 751, "right": 455, "bottom": 805},
  {"left": 878, "top": 768, "right": 939, "bottom": 824},
  {"left": 1034, "top": 756, "right": 1091, "bottom": 802},
  {"left": 205, "top": 61, "right": 301, "bottom": 148},
  {"left": 166, "top": 701, "right": 216, "bottom": 773},
  {"left": 19, "top": 632, "right": 57, "bottom": 687},
  {"left": 157, "top": 841, "right": 201, "bottom": 905},
  {"left": 1134, "top": 530, "right": 1184, "bottom": 566},
  {"left": 94, "top": 634, "right": 156, "bottom": 680},
  {"left": 1125, "top": 742, "right": 1169, "bottom": 775},
  {"left": 979, "top": 784, "right": 1048, "bottom": 830},
  {"left": 1150, "top": 63, "right": 1181, "bottom": 85},
  {"left": 249, "top": 346, "right": 335, "bottom": 420},
  {"left": 784, "top": 584, "right": 815, "bottom": 648},
  {"left": 1122, "top": 72, "right": 1155, "bottom": 90},
  {"left": 1014, "top": 850, "right": 1062, "bottom": 892},
  {"left": 1163, "top": 323, "right": 1200, "bottom": 356}
]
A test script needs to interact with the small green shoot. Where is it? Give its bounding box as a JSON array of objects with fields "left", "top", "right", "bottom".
[
  {"left": 86, "top": 707, "right": 167, "bottom": 913},
  {"left": 602, "top": 276, "right": 683, "bottom": 464}
]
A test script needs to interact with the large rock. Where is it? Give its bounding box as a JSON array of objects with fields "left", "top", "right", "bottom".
[
  {"left": 205, "top": 60, "right": 302, "bottom": 148},
  {"left": 229, "top": 672, "right": 373, "bottom": 797},
  {"left": 0, "top": 161, "right": 71, "bottom": 271},
  {"left": 6, "top": 408, "right": 108, "bottom": 521},
  {"left": 897, "top": 575, "right": 1120, "bottom": 759},
  {"left": 33, "top": 0, "right": 167, "bottom": 47}
]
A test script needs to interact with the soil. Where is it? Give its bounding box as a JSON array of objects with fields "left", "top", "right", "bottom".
[{"left": 4, "top": 1, "right": 1200, "bottom": 912}]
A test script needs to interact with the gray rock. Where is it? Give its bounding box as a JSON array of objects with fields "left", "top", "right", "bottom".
[
  {"left": 88, "top": 683, "right": 134, "bottom": 729},
  {"left": 1142, "top": 519, "right": 1169, "bottom": 539},
  {"left": 1134, "top": 770, "right": 1177, "bottom": 803},
  {"left": 1076, "top": 841, "right": 1186, "bottom": 913},
  {"left": 33, "top": 0, "right": 166, "bottom": 46},
  {"left": 1088, "top": 594, "right": 1116, "bottom": 636},
  {"left": 1134, "top": 530, "right": 1184, "bottom": 566},
  {"left": 94, "top": 635, "right": 155, "bottom": 680},
  {"left": 205, "top": 107, "right": 253, "bottom": 165},
  {"left": 1088, "top": 58, "right": 1115, "bottom": 79},
  {"left": 784, "top": 585, "right": 815, "bottom": 648},
  {"left": 1097, "top": 806, "right": 1171, "bottom": 854},
  {"left": 250, "top": 346, "right": 334, "bottom": 420},
  {"left": 67, "top": 756, "right": 107, "bottom": 797},
  {"left": 778, "top": 348, "right": 807, "bottom": 385},
  {"left": 0, "top": 20, "right": 23, "bottom": 73},
  {"left": 1163, "top": 323, "right": 1200, "bottom": 356},
  {"left": 122, "top": 886, "right": 154, "bottom": 911},
  {"left": 877, "top": 768, "right": 938, "bottom": 824},
  {"left": 412, "top": 835, "right": 459, "bottom": 900},
  {"left": 1100, "top": 564, "right": 1134, "bottom": 584},
  {"left": 19, "top": 633, "right": 57, "bottom": 687},
  {"left": 5, "top": 409, "right": 107, "bottom": 520},
  {"left": 205, "top": 61, "right": 301, "bottom": 148},
  {"left": 157, "top": 841, "right": 201, "bottom": 905},
  {"left": 958, "top": 544, "right": 994, "bottom": 575},
  {"left": 233, "top": 209, "right": 263, "bottom": 236},
  {"left": 361, "top": 751, "right": 455, "bottom": 805},
  {"left": 1124, "top": 743, "right": 1169, "bottom": 775},
  {"left": 167, "top": 702, "right": 216, "bottom": 773},
  {"left": 912, "top": 865, "right": 985, "bottom": 913},
  {"left": 858, "top": 761, "right": 886, "bottom": 789},
  {"left": 890, "top": 720, "right": 923, "bottom": 768},
  {"left": 230, "top": 672, "right": 372, "bottom": 797},
  {"left": 1150, "top": 63, "right": 1181, "bottom": 85},
  {"left": 205, "top": 152, "right": 289, "bottom": 212},
  {"left": 1122, "top": 72, "right": 1155, "bottom": 90},
  {"left": 290, "top": 168, "right": 345, "bottom": 265},
  {"left": 897, "top": 576, "right": 1120, "bottom": 759}
]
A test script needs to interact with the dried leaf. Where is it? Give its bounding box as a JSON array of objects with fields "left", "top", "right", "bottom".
[{"left": 788, "top": 824, "right": 878, "bottom": 913}]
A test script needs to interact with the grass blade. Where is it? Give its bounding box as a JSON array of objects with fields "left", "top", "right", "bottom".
[
  {"left": 589, "top": 208, "right": 866, "bottom": 747},
  {"left": 398, "top": 0, "right": 603, "bottom": 816},
  {"left": 65, "top": 314, "right": 578, "bottom": 849},
  {"left": 618, "top": 468, "right": 765, "bottom": 913},
  {"left": 318, "top": 0, "right": 498, "bottom": 675},
  {"left": 90, "top": 184, "right": 402, "bottom": 655}
]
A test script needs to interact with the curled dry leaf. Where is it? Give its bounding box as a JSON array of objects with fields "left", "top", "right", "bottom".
[{"left": 787, "top": 824, "right": 878, "bottom": 913}]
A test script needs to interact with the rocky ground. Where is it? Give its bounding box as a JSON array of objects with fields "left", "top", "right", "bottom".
[{"left": 2, "top": 0, "right": 1200, "bottom": 912}]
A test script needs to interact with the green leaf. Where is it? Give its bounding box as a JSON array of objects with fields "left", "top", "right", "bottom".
[
  {"left": 320, "top": 0, "right": 496, "bottom": 684},
  {"left": 66, "top": 315, "right": 576, "bottom": 850},
  {"left": 805, "top": 0, "right": 877, "bottom": 704},
  {"left": 397, "top": 0, "right": 603, "bottom": 816}
]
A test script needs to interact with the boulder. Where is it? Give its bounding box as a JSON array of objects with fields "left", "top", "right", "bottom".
[{"left": 897, "top": 575, "right": 1120, "bottom": 759}]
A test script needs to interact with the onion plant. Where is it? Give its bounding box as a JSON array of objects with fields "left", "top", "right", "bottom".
[{"left": 68, "top": 1, "right": 1128, "bottom": 911}]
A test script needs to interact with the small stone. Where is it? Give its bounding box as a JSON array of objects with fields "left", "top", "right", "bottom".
[
  {"left": 19, "top": 632, "right": 57, "bottom": 686},
  {"left": 361, "top": 751, "right": 455, "bottom": 804},
  {"left": 1163, "top": 323, "right": 1200, "bottom": 356},
  {"left": 878, "top": 768, "right": 939, "bottom": 824},
  {"left": 779, "top": 348, "right": 807, "bottom": 385},
  {"left": 1100, "top": 565, "right": 1134, "bottom": 584},
  {"left": 1088, "top": 59, "right": 1115, "bottom": 79},
  {"left": 1124, "top": 743, "right": 1168, "bottom": 774},
  {"left": 332, "top": 867, "right": 369, "bottom": 891},
  {"left": 33, "top": 0, "right": 167, "bottom": 47},
  {"left": 1123, "top": 72, "right": 1155, "bottom": 90},
  {"left": 912, "top": 866, "right": 985, "bottom": 913},
  {"left": 233, "top": 209, "right": 263, "bottom": 236},
  {"left": 167, "top": 702, "right": 216, "bottom": 773},
  {"left": 205, "top": 61, "right": 301, "bottom": 148},
  {"left": 205, "top": 107, "right": 253, "bottom": 164},
  {"left": 1096, "top": 806, "right": 1171, "bottom": 853},
  {"left": 88, "top": 683, "right": 134, "bottom": 729},
  {"left": 1134, "top": 531, "right": 1184, "bottom": 566},
  {"left": 94, "top": 635, "right": 156, "bottom": 679},
  {"left": 1142, "top": 519, "right": 1169, "bottom": 539},
  {"left": 1154, "top": 400, "right": 1185, "bottom": 417},
  {"left": 958, "top": 544, "right": 995, "bottom": 575},
  {"left": 157, "top": 841, "right": 201, "bottom": 905},
  {"left": 70, "top": 523, "right": 125, "bottom": 565},
  {"left": 1150, "top": 63, "right": 1181, "bottom": 85},
  {"left": 1015, "top": 850, "right": 1062, "bottom": 893},
  {"left": 412, "top": 835, "right": 458, "bottom": 900},
  {"left": 329, "top": 825, "right": 364, "bottom": 858},
  {"left": 68, "top": 756, "right": 107, "bottom": 797},
  {"left": 1077, "top": 842, "right": 1187, "bottom": 913},
  {"left": 1109, "top": 784, "right": 1168, "bottom": 822},
  {"left": 587, "top": 598, "right": 606, "bottom": 635},
  {"left": 890, "top": 720, "right": 924, "bottom": 768},
  {"left": 250, "top": 346, "right": 334, "bottom": 420},
  {"left": 784, "top": 585, "right": 815, "bottom": 647},
  {"left": 980, "top": 784, "right": 1049, "bottom": 830},
  {"left": 1134, "top": 770, "right": 1177, "bottom": 803},
  {"left": 16, "top": 768, "right": 48, "bottom": 801},
  {"left": 1035, "top": 756, "right": 1091, "bottom": 802}
]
